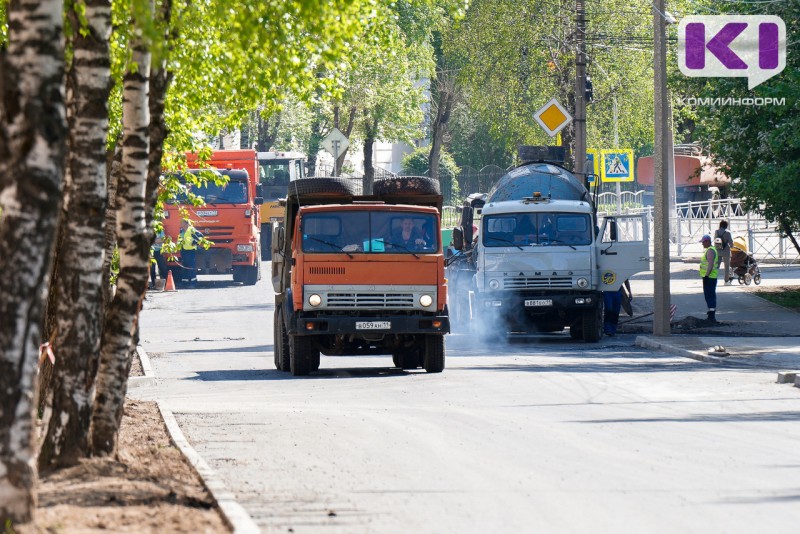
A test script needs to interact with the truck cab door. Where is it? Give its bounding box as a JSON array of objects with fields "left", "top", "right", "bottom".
[{"left": 596, "top": 214, "right": 650, "bottom": 290}]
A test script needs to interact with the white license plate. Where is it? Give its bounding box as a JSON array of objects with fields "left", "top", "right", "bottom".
[
  {"left": 525, "top": 299, "right": 553, "bottom": 307},
  {"left": 356, "top": 321, "right": 391, "bottom": 330}
]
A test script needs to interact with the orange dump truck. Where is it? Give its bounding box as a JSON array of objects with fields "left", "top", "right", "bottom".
[
  {"left": 272, "top": 176, "right": 449, "bottom": 376},
  {"left": 164, "top": 149, "right": 263, "bottom": 285}
]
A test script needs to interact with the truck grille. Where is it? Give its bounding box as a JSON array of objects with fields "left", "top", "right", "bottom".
[
  {"left": 310, "top": 266, "right": 345, "bottom": 275},
  {"left": 326, "top": 293, "right": 415, "bottom": 308},
  {"left": 503, "top": 275, "right": 573, "bottom": 289}
]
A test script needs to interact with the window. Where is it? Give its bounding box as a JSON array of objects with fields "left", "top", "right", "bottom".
[
  {"left": 301, "top": 211, "right": 438, "bottom": 254},
  {"left": 170, "top": 179, "right": 248, "bottom": 205},
  {"left": 483, "top": 213, "right": 592, "bottom": 246}
]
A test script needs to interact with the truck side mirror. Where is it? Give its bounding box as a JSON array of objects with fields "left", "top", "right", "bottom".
[
  {"left": 256, "top": 184, "right": 263, "bottom": 198},
  {"left": 609, "top": 219, "right": 618, "bottom": 241},
  {"left": 272, "top": 224, "right": 285, "bottom": 256},
  {"left": 254, "top": 197, "right": 264, "bottom": 205},
  {"left": 452, "top": 226, "right": 464, "bottom": 250}
]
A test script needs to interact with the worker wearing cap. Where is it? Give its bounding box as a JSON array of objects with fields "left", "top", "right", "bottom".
[{"left": 699, "top": 234, "right": 719, "bottom": 323}]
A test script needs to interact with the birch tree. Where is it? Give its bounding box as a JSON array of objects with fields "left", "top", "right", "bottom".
[
  {"left": 0, "top": 0, "right": 66, "bottom": 522},
  {"left": 91, "top": 3, "right": 152, "bottom": 455},
  {"left": 39, "top": 0, "right": 113, "bottom": 470}
]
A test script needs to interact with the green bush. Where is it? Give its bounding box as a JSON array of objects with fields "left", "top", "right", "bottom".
[{"left": 401, "top": 147, "right": 461, "bottom": 204}]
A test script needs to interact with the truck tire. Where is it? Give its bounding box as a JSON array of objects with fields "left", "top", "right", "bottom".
[
  {"left": 373, "top": 176, "right": 440, "bottom": 196},
  {"left": 290, "top": 335, "right": 319, "bottom": 376},
  {"left": 242, "top": 263, "right": 259, "bottom": 286},
  {"left": 392, "top": 349, "right": 421, "bottom": 370},
  {"left": 423, "top": 335, "right": 445, "bottom": 373},
  {"left": 261, "top": 226, "right": 272, "bottom": 261},
  {"left": 286, "top": 177, "right": 356, "bottom": 199},
  {"left": 274, "top": 309, "right": 290, "bottom": 371},
  {"left": 581, "top": 306, "right": 602, "bottom": 343},
  {"left": 569, "top": 322, "right": 582, "bottom": 340}
]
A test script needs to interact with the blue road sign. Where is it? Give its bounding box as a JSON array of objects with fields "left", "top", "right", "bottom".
[{"left": 600, "top": 149, "right": 634, "bottom": 182}]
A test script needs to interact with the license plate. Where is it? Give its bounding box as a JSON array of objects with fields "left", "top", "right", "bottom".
[
  {"left": 356, "top": 321, "right": 391, "bottom": 330},
  {"left": 525, "top": 299, "right": 553, "bottom": 307}
]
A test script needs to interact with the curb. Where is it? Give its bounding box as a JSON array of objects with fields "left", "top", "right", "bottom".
[
  {"left": 135, "top": 346, "right": 261, "bottom": 533},
  {"left": 129, "top": 346, "right": 156, "bottom": 389},
  {"left": 635, "top": 335, "right": 729, "bottom": 364}
]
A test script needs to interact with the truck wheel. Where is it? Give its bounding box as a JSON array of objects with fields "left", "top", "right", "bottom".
[
  {"left": 392, "top": 349, "right": 421, "bottom": 370},
  {"left": 273, "top": 309, "right": 290, "bottom": 371},
  {"left": 261, "top": 228, "right": 272, "bottom": 261},
  {"left": 232, "top": 266, "right": 243, "bottom": 284},
  {"left": 290, "top": 335, "right": 319, "bottom": 376},
  {"left": 569, "top": 323, "right": 582, "bottom": 340},
  {"left": 244, "top": 265, "right": 259, "bottom": 285},
  {"left": 286, "top": 177, "right": 356, "bottom": 199},
  {"left": 423, "top": 335, "right": 445, "bottom": 373},
  {"left": 373, "top": 176, "right": 440, "bottom": 196},
  {"left": 581, "top": 306, "right": 602, "bottom": 343}
]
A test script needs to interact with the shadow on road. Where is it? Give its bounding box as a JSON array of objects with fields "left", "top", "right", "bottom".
[
  {"left": 180, "top": 344, "right": 273, "bottom": 354},
  {"left": 185, "top": 366, "right": 421, "bottom": 381}
]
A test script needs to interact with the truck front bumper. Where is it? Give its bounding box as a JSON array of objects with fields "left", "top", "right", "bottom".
[
  {"left": 477, "top": 291, "right": 600, "bottom": 315},
  {"left": 291, "top": 312, "right": 450, "bottom": 336}
]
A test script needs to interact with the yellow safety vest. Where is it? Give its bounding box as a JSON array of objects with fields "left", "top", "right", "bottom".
[
  {"left": 180, "top": 227, "right": 198, "bottom": 251},
  {"left": 699, "top": 246, "right": 718, "bottom": 278}
]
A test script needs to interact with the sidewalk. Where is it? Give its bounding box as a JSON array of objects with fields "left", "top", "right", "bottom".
[{"left": 622, "top": 263, "right": 800, "bottom": 378}]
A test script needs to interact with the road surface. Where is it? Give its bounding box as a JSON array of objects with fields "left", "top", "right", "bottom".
[{"left": 134, "top": 273, "right": 800, "bottom": 533}]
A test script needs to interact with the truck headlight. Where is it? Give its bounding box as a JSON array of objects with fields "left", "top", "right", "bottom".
[
  {"left": 577, "top": 277, "right": 589, "bottom": 288},
  {"left": 308, "top": 294, "right": 322, "bottom": 307},
  {"left": 419, "top": 294, "right": 433, "bottom": 307},
  {"left": 237, "top": 244, "right": 254, "bottom": 252},
  {"left": 488, "top": 279, "right": 500, "bottom": 290}
]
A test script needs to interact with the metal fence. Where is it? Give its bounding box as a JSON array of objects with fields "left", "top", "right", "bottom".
[{"left": 598, "top": 196, "right": 798, "bottom": 266}]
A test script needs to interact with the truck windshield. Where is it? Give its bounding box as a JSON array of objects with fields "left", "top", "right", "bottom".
[
  {"left": 172, "top": 180, "right": 248, "bottom": 205},
  {"left": 302, "top": 211, "right": 439, "bottom": 254},
  {"left": 483, "top": 213, "right": 592, "bottom": 247}
]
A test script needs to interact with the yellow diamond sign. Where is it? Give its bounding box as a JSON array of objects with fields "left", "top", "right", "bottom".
[{"left": 533, "top": 98, "right": 573, "bottom": 137}]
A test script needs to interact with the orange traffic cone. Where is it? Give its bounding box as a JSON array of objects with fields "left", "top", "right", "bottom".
[{"left": 164, "top": 269, "right": 177, "bottom": 292}]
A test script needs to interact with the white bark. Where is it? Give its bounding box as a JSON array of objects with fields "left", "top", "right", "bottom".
[
  {"left": 39, "top": 0, "right": 112, "bottom": 469},
  {"left": 0, "top": 0, "right": 66, "bottom": 523},
  {"left": 91, "top": 17, "right": 152, "bottom": 455}
]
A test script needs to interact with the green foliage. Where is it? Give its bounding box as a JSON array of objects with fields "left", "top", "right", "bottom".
[
  {"left": 402, "top": 146, "right": 461, "bottom": 200},
  {"left": 444, "top": 0, "right": 659, "bottom": 165},
  {"left": 678, "top": 0, "right": 800, "bottom": 247},
  {"left": 0, "top": 1, "right": 7, "bottom": 47}
]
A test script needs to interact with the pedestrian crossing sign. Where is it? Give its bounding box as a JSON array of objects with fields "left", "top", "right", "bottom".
[{"left": 600, "top": 149, "right": 634, "bottom": 182}]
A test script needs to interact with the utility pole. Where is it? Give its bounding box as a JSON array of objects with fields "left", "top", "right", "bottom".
[
  {"left": 653, "top": 0, "right": 672, "bottom": 336},
  {"left": 613, "top": 94, "right": 621, "bottom": 214},
  {"left": 575, "top": 0, "right": 587, "bottom": 184}
]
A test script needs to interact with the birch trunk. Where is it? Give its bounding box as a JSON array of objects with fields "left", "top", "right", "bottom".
[
  {"left": 39, "top": 0, "right": 112, "bottom": 470},
  {"left": 91, "top": 20, "right": 151, "bottom": 456},
  {"left": 145, "top": 0, "right": 173, "bottom": 222},
  {"left": 0, "top": 0, "right": 66, "bottom": 522}
]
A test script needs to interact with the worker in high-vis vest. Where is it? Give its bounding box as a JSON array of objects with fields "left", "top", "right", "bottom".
[
  {"left": 699, "top": 234, "right": 719, "bottom": 323},
  {"left": 179, "top": 219, "right": 202, "bottom": 288}
]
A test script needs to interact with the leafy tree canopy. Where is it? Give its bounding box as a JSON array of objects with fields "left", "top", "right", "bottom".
[{"left": 679, "top": 0, "right": 800, "bottom": 247}]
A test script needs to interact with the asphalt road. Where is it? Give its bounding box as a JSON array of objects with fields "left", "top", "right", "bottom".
[{"left": 134, "top": 272, "right": 800, "bottom": 534}]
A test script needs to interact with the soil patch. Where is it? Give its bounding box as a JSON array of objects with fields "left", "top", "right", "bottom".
[{"left": 18, "top": 400, "right": 229, "bottom": 533}]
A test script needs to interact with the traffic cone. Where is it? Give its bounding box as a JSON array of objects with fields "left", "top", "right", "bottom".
[{"left": 164, "top": 269, "right": 177, "bottom": 292}]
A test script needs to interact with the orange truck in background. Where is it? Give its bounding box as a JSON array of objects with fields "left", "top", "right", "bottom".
[
  {"left": 163, "top": 149, "right": 264, "bottom": 285},
  {"left": 256, "top": 150, "right": 307, "bottom": 261},
  {"left": 271, "top": 176, "right": 450, "bottom": 376}
]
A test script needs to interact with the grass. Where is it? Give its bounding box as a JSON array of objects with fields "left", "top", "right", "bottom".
[{"left": 754, "top": 287, "right": 800, "bottom": 312}]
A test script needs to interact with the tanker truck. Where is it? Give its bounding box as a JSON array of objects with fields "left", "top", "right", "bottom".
[{"left": 446, "top": 147, "right": 650, "bottom": 342}]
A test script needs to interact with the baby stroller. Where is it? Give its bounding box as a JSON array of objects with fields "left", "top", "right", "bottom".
[{"left": 729, "top": 236, "right": 761, "bottom": 285}]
